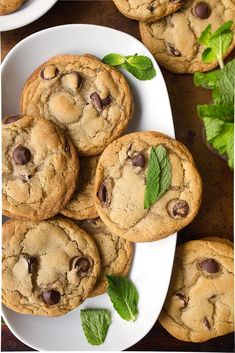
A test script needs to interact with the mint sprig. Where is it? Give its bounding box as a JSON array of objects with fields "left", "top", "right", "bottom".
[
  {"left": 80, "top": 309, "right": 111, "bottom": 345},
  {"left": 107, "top": 275, "right": 139, "bottom": 322},
  {"left": 144, "top": 145, "right": 172, "bottom": 209},
  {"left": 199, "top": 20, "right": 233, "bottom": 69},
  {"left": 103, "top": 53, "right": 156, "bottom": 80}
]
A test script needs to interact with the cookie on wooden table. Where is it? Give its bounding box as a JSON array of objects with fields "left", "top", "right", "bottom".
[{"left": 159, "top": 237, "right": 234, "bottom": 342}]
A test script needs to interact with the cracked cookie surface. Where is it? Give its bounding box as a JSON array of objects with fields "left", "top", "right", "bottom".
[
  {"left": 159, "top": 237, "right": 234, "bottom": 342},
  {"left": 0, "top": 0, "right": 25, "bottom": 15},
  {"left": 113, "top": 0, "right": 184, "bottom": 22},
  {"left": 78, "top": 218, "right": 133, "bottom": 296},
  {"left": 61, "top": 155, "right": 99, "bottom": 220},
  {"left": 140, "top": 0, "right": 235, "bottom": 73},
  {"left": 20, "top": 54, "right": 134, "bottom": 156},
  {"left": 2, "top": 115, "right": 79, "bottom": 220},
  {"left": 2, "top": 218, "right": 101, "bottom": 316},
  {"left": 94, "top": 131, "right": 202, "bottom": 242}
]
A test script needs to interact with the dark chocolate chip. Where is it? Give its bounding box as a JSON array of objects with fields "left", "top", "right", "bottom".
[
  {"left": 194, "top": 2, "right": 211, "bottom": 19},
  {"left": 175, "top": 292, "right": 188, "bottom": 307},
  {"left": 199, "top": 259, "right": 220, "bottom": 273},
  {"left": 172, "top": 200, "right": 189, "bottom": 218},
  {"left": 23, "top": 254, "right": 37, "bottom": 273},
  {"left": 13, "top": 146, "right": 31, "bottom": 165},
  {"left": 3, "top": 115, "right": 22, "bottom": 124},
  {"left": 167, "top": 43, "right": 182, "bottom": 57},
  {"left": 71, "top": 256, "right": 91, "bottom": 276},
  {"left": 42, "top": 290, "right": 61, "bottom": 305},
  {"left": 40, "top": 66, "right": 59, "bottom": 80},
  {"left": 203, "top": 317, "right": 211, "bottom": 329},
  {"left": 97, "top": 182, "right": 107, "bottom": 203},
  {"left": 131, "top": 153, "right": 145, "bottom": 168},
  {"left": 102, "top": 95, "right": 112, "bottom": 107},
  {"left": 90, "top": 92, "right": 103, "bottom": 113}
]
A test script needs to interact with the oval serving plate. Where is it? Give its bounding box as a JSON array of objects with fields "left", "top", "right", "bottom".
[
  {"left": 2, "top": 24, "right": 177, "bottom": 351},
  {"left": 0, "top": 0, "right": 58, "bottom": 32}
]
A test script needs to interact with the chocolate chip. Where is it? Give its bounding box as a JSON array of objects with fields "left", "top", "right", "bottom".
[
  {"left": 90, "top": 92, "right": 103, "bottom": 113},
  {"left": 13, "top": 146, "right": 31, "bottom": 165},
  {"left": 23, "top": 254, "right": 37, "bottom": 273},
  {"left": 40, "top": 65, "right": 59, "bottom": 80},
  {"left": 42, "top": 290, "right": 61, "bottom": 305},
  {"left": 203, "top": 317, "right": 211, "bottom": 329},
  {"left": 194, "top": 2, "right": 211, "bottom": 19},
  {"left": 98, "top": 182, "right": 107, "bottom": 203},
  {"left": 166, "top": 43, "right": 182, "bottom": 57},
  {"left": 71, "top": 256, "right": 91, "bottom": 276},
  {"left": 175, "top": 292, "right": 188, "bottom": 308},
  {"left": 64, "top": 140, "right": 70, "bottom": 152},
  {"left": 71, "top": 71, "right": 82, "bottom": 89},
  {"left": 148, "top": 2, "right": 155, "bottom": 12},
  {"left": 102, "top": 95, "right": 112, "bottom": 107},
  {"left": 199, "top": 259, "right": 220, "bottom": 273},
  {"left": 3, "top": 115, "right": 22, "bottom": 124},
  {"left": 131, "top": 153, "right": 145, "bottom": 168},
  {"left": 167, "top": 199, "right": 189, "bottom": 219}
]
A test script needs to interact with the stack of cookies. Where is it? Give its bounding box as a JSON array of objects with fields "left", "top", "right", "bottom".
[
  {"left": 2, "top": 53, "right": 203, "bottom": 317},
  {"left": 113, "top": 0, "right": 235, "bottom": 73}
]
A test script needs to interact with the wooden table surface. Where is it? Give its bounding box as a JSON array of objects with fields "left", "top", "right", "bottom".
[{"left": 1, "top": 1, "right": 234, "bottom": 351}]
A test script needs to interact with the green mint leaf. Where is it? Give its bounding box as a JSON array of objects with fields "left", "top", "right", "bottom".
[
  {"left": 102, "top": 53, "right": 125, "bottom": 66},
  {"left": 80, "top": 309, "right": 111, "bottom": 345},
  {"left": 107, "top": 275, "right": 138, "bottom": 322},
  {"left": 124, "top": 61, "right": 156, "bottom": 80},
  {"left": 194, "top": 70, "right": 221, "bottom": 89},
  {"left": 198, "top": 24, "right": 212, "bottom": 46},
  {"left": 144, "top": 147, "right": 160, "bottom": 209},
  {"left": 210, "top": 122, "right": 234, "bottom": 169},
  {"left": 213, "top": 59, "right": 235, "bottom": 104},
  {"left": 202, "top": 116, "right": 224, "bottom": 141},
  {"left": 144, "top": 145, "right": 171, "bottom": 209},
  {"left": 201, "top": 47, "right": 217, "bottom": 63},
  {"left": 209, "top": 30, "right": 233, "bottom": 65},
  {"left": 155, "top": 145, "right": 172, "bottom": 200},
  {"left": 212, "top": 20, "right": 233, "bottom": 37},
  {"left": 197, "top": 104, "right": 234, "bottom": 121},
  {"left": 126, "top": 55, "right": 153, "bottom": 70}
]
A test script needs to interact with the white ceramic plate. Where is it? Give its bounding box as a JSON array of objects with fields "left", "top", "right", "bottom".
[
  {"left": 0, "top": 0, "right": 58, "bottom": 32},
  {"left": 2, "top": 24, "right": 177, "bottom": 351}
]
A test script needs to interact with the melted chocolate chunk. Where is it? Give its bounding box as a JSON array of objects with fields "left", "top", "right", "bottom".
[
  {"left": 90, "top": 92, "right": 103, "bottom": 113},
  {"left": 97, "top": 182, "right": 107, "bottom": 203},
  {"left": 13, "top": 146, "right": 31, "bottom": 165},
  {"left": 71, "top": 256, "right": 91, "bottom": 276},
  {"left": 42, "top": 290, "right": 61, "bottom": 305},
  {"left": 194, "top": 2, "right": 211, "bottom": 19},
  {"left": 23, "top": 254, "right": 37, "bottom": 273},
  {"left": 199, "top": 258, "right": 220, "bottom": 273},
  {"left": 131, "top": 153, "right": 145, "bottom": 168}
]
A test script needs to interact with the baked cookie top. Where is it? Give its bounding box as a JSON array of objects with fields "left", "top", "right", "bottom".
[
  {"left": 2, "top": 115, "right": 79, "bottom": 220},
  {"left": 20, "top": 54, "right": 134, "bottom": 156},
  {"left": 94, "top": 131, "right": 202, "bottom": 242},
  {"left": 79, "top": 218, "right": 133, "bottom": 297},
  {"left": 0, "top": 0, "right": 24, "bottom": 15},
  {"left": 113, "top": 0, "right": 184, "bottom": 22},
  {"left": 159, "top": 237, "right": 234, "bottom": 342},
  {"left": 2, "top": 218, "right": 101, "bottom": 316},
  {"left": 61, "top": 155, "right": 99, "bottom": 220},
  {"left": 140, "top": 0, "right": 235, "bottom": 73}
]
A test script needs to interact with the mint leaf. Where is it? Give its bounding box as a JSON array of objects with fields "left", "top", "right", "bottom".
[
  {"left": 198, "top": 24, "right": 212, "bottom": 46},
  {"left": 80, "top": 309, "right": 111, "bottom": 345},
  {"left": 144, "top": 145, "right": 171, "bottom": 209},
  {"left": 124, "top": 61, "right": 156, "bottom": 80},
  {"left": 107, "top": 275, "right": 138, "bottom": 322},
  {"left": 202, "top": 117, "right": 224, "bottom": 140},
  {"left": 210, "top": 123, "right": 234, "bottom": 168},
  {"left": 144, "top": 147, "right": 160, "bottom": 209},
  {"left": 102, "top": 53, "right": 156, "bottom": 81},
  {"left": 103, "top": 53, "right": 125, "bottom": 66},
  {"left": 202, "top": 47, "right": 217, "bottom": 63},
  {"left": 213, "top": 59, "right": 235, "bottom": 104},
  {"left": 212, "top": 20, "right": 233, "bottom": 37},
  {"left": 194, "top": 70, "right": 221, "bottom": 89},
  {"left": 198, "top": 104, "right": 234, "bottom": 121}
]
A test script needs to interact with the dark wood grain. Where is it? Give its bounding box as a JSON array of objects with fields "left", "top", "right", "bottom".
[{"left": 1, "top": 1, "right": 234, "bottom": 351}]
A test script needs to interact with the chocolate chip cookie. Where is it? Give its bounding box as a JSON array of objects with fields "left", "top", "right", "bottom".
[
  {"left": 113, "top": 0, "right": 184, "bottom": 22},
  {"left": 2, "top": 115, "right": 79, "bottom": 220},
  {"left": 78, "top": 218, "right": 133, "bottom": 297},
  {"left": 2, "top": 218, "right": 101, "bottom": 316},
  {"left": 94, "top": 131, "right": 202, "bottom": 242},
  {"left": 159, "top": 237, "right": 234, "bottom": 342},
  {"left": 140, "top": 0, "right": 235, "bottom": 73},
  {"left": 20, "top": 54, "right": 134, "bottom": 156},
  {"left": 0, "top": 0, "right": 25, "bottom": 15},
  {"left": 61, "top": 155, "right": 99, "bottom": 220}
]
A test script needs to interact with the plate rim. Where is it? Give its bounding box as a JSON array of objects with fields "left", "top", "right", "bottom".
[
  {"left": 0, "top": 0, "right": 58, "bottom": 32},
  {"left": 2, "top": 23, "right": 177, "bottom": 351}
]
